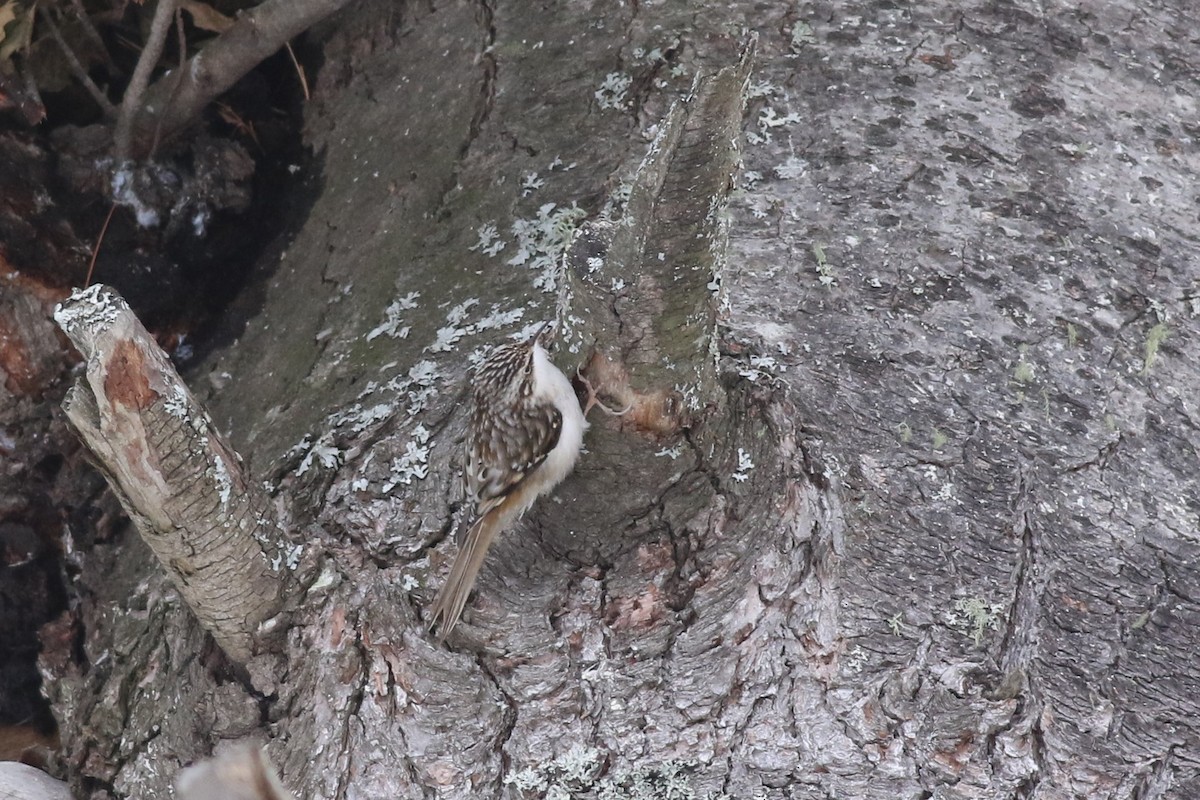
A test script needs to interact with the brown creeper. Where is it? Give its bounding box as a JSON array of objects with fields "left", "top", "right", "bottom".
[{"left": 428, "top": 322, "right": 587, "bottom": 638}]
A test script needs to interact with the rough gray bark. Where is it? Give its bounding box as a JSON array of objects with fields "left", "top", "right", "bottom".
[{"left": 35, "top": 0, "right": 1200, "bottom": 798}]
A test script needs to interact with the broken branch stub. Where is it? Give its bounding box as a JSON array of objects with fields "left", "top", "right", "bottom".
[{"left": 54, "top": 285, "right": 286, "bottom": 663}]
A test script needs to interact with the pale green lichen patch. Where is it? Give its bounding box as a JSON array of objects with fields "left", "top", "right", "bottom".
[
  {"left": 595, "top": 72, "right": 632, "bottom": 110},
  {"left": 951, "top": 597, "right": 1003, "bottom": 646},
  {"left": 789, "top": 21, "right": 815, "bottom": 50},
  {"left": 731, "top": 447, "right": 755, "bottom": 483},
  {"left": 812, "top": 242, "right": 836, "bottom": 288},
  {"left": 1012, "top": 352, "right": 1035, "bottom": 384},
  {"left": 295, "top": 435, "right": 343, "bottom": 476},
  {"left": 475, "top": 203, "right": 588, "bottom": 293},
  {"left": 367, "top": 292, "right": 420, "bottom": 341},
  {"left": 53, "top": 284, "right": 123, "bottom": 340},
  {"left": 381, "top": 424, "right": 431, "bottom": 491},
  {"left": 1141, "top": 322, "right": 1168, "bottom": 375},
  {"left": 506, "top": 746, "right": 708, "bottom": 800}
]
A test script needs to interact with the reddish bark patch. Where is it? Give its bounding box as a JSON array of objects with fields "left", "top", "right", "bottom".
[
  {"left": 0, "top": 260, "right": 70, "bottom": 306},
  {"left": 0, "top": 311, "right": 43, "bottom": 395},
  {"left": 103, "top": 339, "right": 157, "bottom": 410},
  {"left": 607, "top": 587, "right": 662, "bottom": 630},
  {"left": 635, "top": 540, "right": 675, "bottom": 572},
  {"left": 329, "top": 605, "right": 346, "bottom": 649}
]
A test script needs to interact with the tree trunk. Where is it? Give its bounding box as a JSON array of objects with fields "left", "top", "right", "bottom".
[{"left": 31, "top": 0, "right": 1200, "bottom": 797}]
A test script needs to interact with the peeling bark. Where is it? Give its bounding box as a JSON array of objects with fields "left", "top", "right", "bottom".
[{"left": 570, "top": 40, "right": 755, "bottom": 424}]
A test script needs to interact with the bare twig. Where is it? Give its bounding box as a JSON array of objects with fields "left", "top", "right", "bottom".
[
  {"left": 85, "top": 203, "right": 117, "bottom": 287},
  {"left": 69, "top": 0, "right": 118, "bottom": 71},
  {"left": 284, "top": 42, "right": 310, "bottom": 101},
  {"left": 176, "top": 9, "right": 187, "bottom": 72},
  {"left": 14, "top": 61, "right": 45, "bottom": 124},
  {"left": 0, "top": 63, "right": 45, "bottom": 125},
  {"left": 126, "top": 0, "right": 354, "bottom": 157},
  {"left": 38, "top": 6, "right": 118, "bottom": 119},
  {"left": 149, "top": 7, "right": 188, "bottom": 157},
  {"left": 113, "top": 0, "right": 179, "bottom": 163}
]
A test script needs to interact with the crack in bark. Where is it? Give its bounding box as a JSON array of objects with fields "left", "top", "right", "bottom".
[
  {"left": 1016, "top": 710, "right": 1047, "bottom": 799},
  {"left": 472, "top": 652, "right": 518, "bottom": 796},
  {"left": 1132, "top": 745, "right": 1176, "bottom": 800},
  {"left": 1057, "top": 433, "right": 1123, "bottom": 475},
  {"left": 716, "top": 690, "right": 774, "bottom": 799},
  {"left": 423, "top": 0, "right": 498, "bottom": 222},
  {"left": 112, "top": 722, "right": 164, "bottom": 793},
  {"left": 335, "top": 616, "right": 368, "bottom": 800},
  {"left": 467, "top": 0, "right": 498, "bottom": 150},
  {"left": 997, "top": 463, "right": 1042, "bottom": 674},
  {"left": 979, "top": 460, "right": 1046, "bottom": 792},
  {"left": 596, "top": 561, "right": 613, "bottom": 661}
]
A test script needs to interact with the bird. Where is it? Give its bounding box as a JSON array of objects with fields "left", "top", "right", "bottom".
[{"left": 428, "top": 322, "right": 588, "bottom": 639}]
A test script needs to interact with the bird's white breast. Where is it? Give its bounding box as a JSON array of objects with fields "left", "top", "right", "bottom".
[{"left": 530, "top": 342, "right": 587, "bottom": 490}]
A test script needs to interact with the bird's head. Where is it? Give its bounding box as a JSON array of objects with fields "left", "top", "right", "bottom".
[{"left": 476, "top": 321, "right": 555, "bottom": 406}]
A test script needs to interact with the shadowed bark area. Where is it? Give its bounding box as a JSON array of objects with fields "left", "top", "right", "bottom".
[
  {"left": 29, "top": 0, "right": 1200, "bottom": 797},
  {"left": 122, "top": 0, "right": 358, "bottom": 158}
]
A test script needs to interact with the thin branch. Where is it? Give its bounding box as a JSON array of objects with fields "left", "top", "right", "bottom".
[
  {"left": 13, "top": 60, "right": 46, "bottom": 125},
  {"left": 284, "top": 42, "right": 310, "bottom": 101},
  {"left": 126, "top": 0, "right": 354, "bottom": 157},
  {"left": 149, "top": 7, "right": 188, "bottom": 157},
  {"left": 85, "top": 203, "right": 117, "bottom": 287},
  {"left": 69, "top": 0, "right": 118, "bottom": 71},
  {"left": 113, "top": 0, "right": 179, "bottom": 163},
  {"left": 38, "top": 6, "right": 118, "bottom": 119}
]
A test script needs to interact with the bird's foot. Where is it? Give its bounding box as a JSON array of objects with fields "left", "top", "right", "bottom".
[{"left": 577, "top": 368, "right": 632, "bottom": 418}]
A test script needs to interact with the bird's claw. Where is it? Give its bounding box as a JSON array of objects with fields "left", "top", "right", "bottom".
[{"left": 577, "top": 369, "right": 632, "bottom": 418}]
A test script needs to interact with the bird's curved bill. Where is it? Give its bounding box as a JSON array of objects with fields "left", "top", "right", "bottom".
[{"left": 530, "top": 320, "right": 556, "bottom": 348}]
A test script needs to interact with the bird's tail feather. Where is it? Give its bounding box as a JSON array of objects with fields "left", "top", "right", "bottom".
[{"left": 428, "top": 509, "right": 502, "bottom": 639}]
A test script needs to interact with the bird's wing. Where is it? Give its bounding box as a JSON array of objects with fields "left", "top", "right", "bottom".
[
  {"left": 462, "top": 401, "right": 562, "bottom": 538},
  {"left": 432, "top": 388, "right": 565, "bottom": 637}
]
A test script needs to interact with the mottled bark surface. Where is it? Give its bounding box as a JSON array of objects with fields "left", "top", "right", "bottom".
[
  {"left": 726, "top": 0, "right": 1200, "bottom": 796},
  {"left": 33, "top": 0, "right": 1200, "bottom": 798}
]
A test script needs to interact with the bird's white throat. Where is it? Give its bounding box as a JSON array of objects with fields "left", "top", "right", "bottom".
[{"left": 531, "top": 342, "right": 588, "bottom": 486}]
